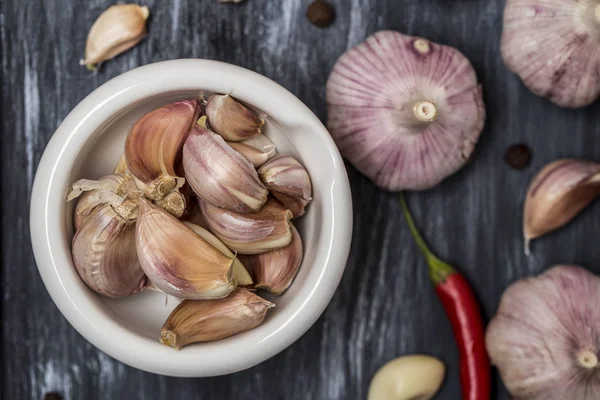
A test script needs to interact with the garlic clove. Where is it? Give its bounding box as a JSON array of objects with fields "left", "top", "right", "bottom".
[
  {"left": 160, "top": 288, "right": 274, "bottom": 349},
  {"left": 182, "top": 117, "right": 268, "bottom": 213},
  {"left": 200, "top": 197, "right": 293, "bottom": 255},
  {"left": 114, "top": 154, "right": 129, "bottom": 175},
  {"left": 326, "top": 31, "right": 485, "bottom": 191},
  {"left": 227, "top": 134, "right": 277, "bottom": 167},
  {"left": 523, "top": 159, "right": 600, "bottom": 252},
  {"left": 184, "top": 221, "right": 253, "bottom": 286},
  {"left": 240, "top": 225, "right": 302, "bottom": 295},
  {"left": 80, "top": 4, "right": 150, "bottom": 69},
  {"left": 72, "top": 203, "right": 146, "bottom": 297},
  {"left": 125, "top": 99, "right": 200, "bottom": 207},
  {"left": 68, "top": 174, "right": 139, "bottom": 230},
  {"left": 501, "top": 0, "right": 600, "bottom": 108},
  {"left": 205, "top": 94, "right": 265, "bottom": 141},
  {"left": 136, "top": 198, "right": 237, "bottom": 299},
  {"left": 486, "top": 265, "right": 600, "bottom": 399},
  {"left": 153, "top": 190, "right": 187, "bottom": 218},
  {"left": 258, "top": 156, "right": 312, "bottom": 218},
  {"left": 367, "top": 355, "right": 446, "bottom": 400}
]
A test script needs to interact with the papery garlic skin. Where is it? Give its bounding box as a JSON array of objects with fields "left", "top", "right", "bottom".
[
  {"left": 184, "top": 222, "right": 253, "bottom": 286},
  {"left": 524, "top": 159, "right": 600, "bottom": 251},
  {"left": 136, "top": 198, "right": 236, "bottom": 299},
  {"left": 486, "top": 265, "right": 600, "bottom": 400},
  {"left": 125, "top": 100, "right": 200, "bottom": 206},
  {"left": 183, "top": 119, "right": 268, "bottom": 213},
  {"left": 200, "top": 197, "right": 293, "bottom": 255},
  {"left": 81, "top": 4, "right": 149, "bottom": 68},
  {"left": 72, "top": 203, "right": 145, "bottom": 297},
  {"left": 258, "top": 156, "right": 312, "bottom": 218},
  {"left": 241, "top": 225, "right": 303, "bottom": 295},
  {"left": 326, "top": 31, "right": 485, "bottom": 191},
  {"left": 502, "top": 0, "right": 600, "bottom": 108},
  {"left": 205, "top": 94, "right": 264, "bottom": 141},
  {"left": 227, "top": 134, "right": 276, "bottom": 167},
  {"left": 68, "top": 174, "right": 139, "bottom": 230},
  {"left": 160, "top": 288, "right": 273, "bottom": 349}
]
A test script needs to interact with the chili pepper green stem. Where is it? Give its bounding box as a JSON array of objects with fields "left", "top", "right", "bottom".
[{"left": 400, "top": 194, "right": 456, "bottom": 285}]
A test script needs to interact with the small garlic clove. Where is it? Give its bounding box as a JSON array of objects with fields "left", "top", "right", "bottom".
[
  {"left": 326, "top": 31, "right": 485, "bottom": 191},
  {"left": 184, "top": 221, "right": 253, "bottom": 286},
  {"left": 200, "top": 197, "right": 293, "bottom": 255},
  {"left": 114, "top": 154, "right": 129, "bottom": 175},
  {"left": 523, "top": 159, "right": 600, "bottom": 252},
  {"left": 182, "top": 117, "right": 268, "bottom": 213},
  {"left": 136, "top": 198, "right": 236, "bottom": 299},
  {"left": 125, "top": 99, "right": 200, "bottom": 207},
  {"left": 258, "top": 156, "right": 312, "bottom": 218},
  {"left": 227, "top": 134, "right": 277, "bottom": 167},
  {"left": 501, "top": 0, "right": 600, "bottom": 108},
  {"left": 367, "top": 355, "right": 446, "bottom": 400},
  {"left": 80, "top": 4, "right": 150, "bottom": 69},
  {"left": 240, "top": 225, "right": 302, "bottom": 295},
  {"left": 205, "top": 94, "right": 265, "bottom": 141},
  {"left": 160, "top": 288, "right": 274, "bottom": 349},
  {"left": 68, "top": 174, "right": 139, "bottom": 230},
  {"left": 72, "top": 203, "right": 146, "bottom": 297}
]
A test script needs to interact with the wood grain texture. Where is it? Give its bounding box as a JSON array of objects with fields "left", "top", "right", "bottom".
[{"left": 3, "top": 0, "right": 600, "bottom": 399}]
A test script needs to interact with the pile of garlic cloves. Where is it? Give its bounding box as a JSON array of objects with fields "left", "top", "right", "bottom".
[{"left": 67, "top": 93, "right": 312, "bottom": 349}]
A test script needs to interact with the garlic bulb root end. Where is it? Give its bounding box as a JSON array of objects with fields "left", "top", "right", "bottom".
[
  {"left": 577, "top": 349, "right": 598, "bottom": 369},
  {"left": 413, "top": 100, "right": 437, "bottom": 123}
]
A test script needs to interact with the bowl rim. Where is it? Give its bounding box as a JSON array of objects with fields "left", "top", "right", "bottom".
[{"left": 29, "top": 59, "right": 353, "bottom": 377}]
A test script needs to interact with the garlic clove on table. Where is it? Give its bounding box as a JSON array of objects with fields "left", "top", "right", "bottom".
[
  {"left": 80, "top": 4, "right": 150, "bottom": 70},
  {"left": 205, "top": 94, "right": 264, "bottom": 141},
  {"left": 135, "top": 198, "right": 237, "bottom": 299},
  {"left": 124, "top": 99, "right": 200, "bottom": 215},
  {"left": 72, "top": 202, "right": 146, "bottom": 297},
  {"left": 182, "top": 117, "right": 268, "bottom": 213},
  {"left": 523, "top": 159, "right": 600, "bottom": 252},
  {"left": 200, "top": 197, "right": 293, "bottom": 255},
  {"left": 502, "top": 0, "right": 600, "bottom": 108},
  {"left": 258, "top": 156, "right": 312, "bottom": 218},
  {"left": 160, "top": 288, "right": 273, "bottom": 349},
  {"left": 326, "top": 30, "right": 485, "bottom": 191}
]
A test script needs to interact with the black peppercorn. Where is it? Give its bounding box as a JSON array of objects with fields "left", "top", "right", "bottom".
[
  {"left": 306, "top": 0, "right": 335, "bottom": 28},
  {"left": 504, "top": 143, "right": 532, "bottom": 170},
  {"left": 43, "top": 393, "right": 62, "bottom": 400}
]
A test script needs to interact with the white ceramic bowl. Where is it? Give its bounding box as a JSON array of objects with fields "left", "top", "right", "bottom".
[{"left": 30, "top": 59, "right": 352, "bottom": 377}]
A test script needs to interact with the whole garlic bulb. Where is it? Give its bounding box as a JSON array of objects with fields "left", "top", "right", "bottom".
[
  {"left": 486, "top": 265, "right": 600, "bottom": 399},
  {"left": 502, "top": 0, "right": 600, "bottom": 107},
  {"left": 326, "top": 30, "right": 485, "bottom": 191}
]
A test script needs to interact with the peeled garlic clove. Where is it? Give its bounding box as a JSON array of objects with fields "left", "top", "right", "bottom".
[
  {"left": 368, "top": 355, "right": 445, "bottom": 400},
  {"left": 136, "top": 198, "right": 236, "bottom": 299},
  {"left": 227, "top": 134, "right": 277, "bottom": 167},
  {"left": 486, "top": 265, "right": 600, "bottom": 399},
  {"left": 326, "top": 31, "right": 485, "bottom": 191},
  {"left": 184, "top": 221, "right": 253, "bottom": 286},
  {"left": 80, "top": 4, "right": 149, "bottom": 69},
  {"left": 524, "top": 159, "right": 600, "bottom": 252},
  {"left": 68, "top": 174, "right": 139, "bottom": 230},
  {"left": 72, "top": 203, "right": 145, "bottom": 297},
  {"left": 125, "top": 99, "right": 200, "bottom": 205},
  {"left": 160, "top": 288, "right": 273, "bottom": 349},
  {"left": 205, "top": 94, "right": 265, "bottom": 141},
  {"left": 182, "top": 118, "right": 268, "bottom": 213},
  {"left": 258, "top": 156, "right": 312, "bottom": 218},
  {"left": 502, "top": 1, "right": 600, "bottom": 108},
  {"left": 241, "top": 225, "right": 302, "bottom": 295},
  {"left": 200, "top": 197, "right": 293, "bottom": 255}
]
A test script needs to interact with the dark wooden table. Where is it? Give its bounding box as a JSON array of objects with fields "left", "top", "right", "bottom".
[{"left": 3, "top": 0, "right": 600, "bottom": 399}]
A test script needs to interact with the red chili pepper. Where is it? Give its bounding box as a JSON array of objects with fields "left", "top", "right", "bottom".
[{"left": 400, "top": 195, "right": 491, "bottom": 400}]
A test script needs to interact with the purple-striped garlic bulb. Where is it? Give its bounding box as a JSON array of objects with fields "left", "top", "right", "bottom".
[
  {"left": 326, "top": 30, "right": 485, "bottom": 191},
  {"left": 502, "top": 0, "right": 600, "bottom": 108},
  {"left": 486, "top": 265, "right": 600, "bottom": 400}
]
